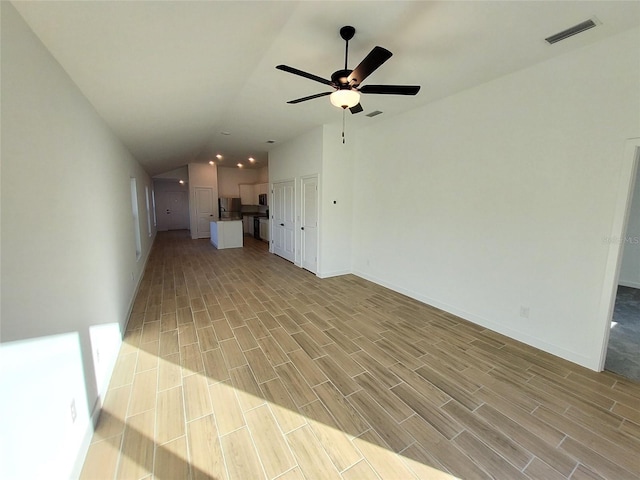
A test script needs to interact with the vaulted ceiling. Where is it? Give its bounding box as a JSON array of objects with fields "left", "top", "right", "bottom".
[{"left": 12, "top": 1, "right": 640, "bottom": 176}]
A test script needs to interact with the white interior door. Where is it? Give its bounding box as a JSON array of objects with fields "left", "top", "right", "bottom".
[
  {"left": 273, "top": 180, "right": 295, "bottom": 262},
  {"left": 170, "top": 192, "right": 189, "bottom": 230},
  {"left": 157, "top": 191, "right": 189, "bottom": 231},
  {"left": 301, "top": 176, "right": 318, "bottom": 273},
  {"left": 194, "top": 187, "right": 215, "bottom": 238}
]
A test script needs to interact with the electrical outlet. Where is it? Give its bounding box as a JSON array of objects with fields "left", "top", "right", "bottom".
[
  {"left": 519, "top": 306, "right": 530, "bottom": 319},
  {"left": 70, "top": 399, "right": 77, "bottom": 423}
]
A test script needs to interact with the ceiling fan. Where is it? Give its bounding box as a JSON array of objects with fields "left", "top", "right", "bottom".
[{"left": 276, "top": 25, "right": 420, "bottom": 114}]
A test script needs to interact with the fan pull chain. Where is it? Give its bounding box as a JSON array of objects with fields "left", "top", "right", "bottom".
[{"left": 342, "top": 109, "right": 346, "bottom": 144}]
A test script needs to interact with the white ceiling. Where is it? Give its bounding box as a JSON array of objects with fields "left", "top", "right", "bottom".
[{"left": 12, "top": 1, "right": 640, "bottom": 176}]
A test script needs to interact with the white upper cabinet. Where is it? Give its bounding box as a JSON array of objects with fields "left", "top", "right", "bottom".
[{"left": 239, "top": 183, "right": 268, "bottom": 205}]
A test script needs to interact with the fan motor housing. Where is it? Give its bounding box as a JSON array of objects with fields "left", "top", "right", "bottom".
[{"left": 331, "top": 69, "right": 353, "bottom": 87}]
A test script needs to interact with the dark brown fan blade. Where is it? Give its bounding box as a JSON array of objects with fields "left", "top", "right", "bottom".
[
  {"left": 287, "top": 91, "right": 332, "bottom": 104},
  {"left": 359, "top": 85, "right": 420, "bottom": 95},
  {"left": 347, "top": 46, "right": 392, "bottom": 86},
  {"left": 276, "top": 65, "right": 333, "bottom": 86},
  {"left": 349, "top": 103, "right": 364, "bottom": 114}
]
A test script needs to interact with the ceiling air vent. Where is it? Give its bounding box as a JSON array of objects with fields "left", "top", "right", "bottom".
[
  {"left": 366, "top": 110, "right": 383, "bottom": 118},
  {"left": 545, "top": 18, "right": 598, "bottom": 45}
]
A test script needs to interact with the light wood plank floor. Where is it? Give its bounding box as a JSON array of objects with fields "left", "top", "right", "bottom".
[{"left": 81, "top": 231, "right": 640, "bottom": 480}]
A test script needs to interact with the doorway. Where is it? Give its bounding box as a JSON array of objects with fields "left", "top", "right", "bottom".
[
  {"left": 604, "top": 146, "right": 640, "bottom": 381},
  {"left": 301, "top": 175, "right": 319, "bottom": 273},
  {"left": 599, "top": 139, "right": 640, "bottom": 381}
]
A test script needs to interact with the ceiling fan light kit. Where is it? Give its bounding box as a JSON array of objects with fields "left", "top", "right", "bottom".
[{"left": 330, "top": 89, "right": 361, "bottom": 109}]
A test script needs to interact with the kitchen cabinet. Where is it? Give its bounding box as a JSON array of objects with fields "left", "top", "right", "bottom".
[
  {"left": 240, "top": 183, "right": 268, "bottom": 205},
  {"left": 259, "top": 218, "right": 269, "bottom": 242},
  {"left": 243, "top": 215, "right": 254, "bottom": 236},
  {"left": 210, "top": 220, "right": 243, "bottom": 249}
]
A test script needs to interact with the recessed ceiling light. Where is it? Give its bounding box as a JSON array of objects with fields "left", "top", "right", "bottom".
[
  {"left": 216, "top": 154, "right": 223, "bottom": 160},
  {"left": 237, "top": 163, "right": 243, "bottom": 168},
  {"left": 179, "top": 180, "right": 185, "bottom": 184},
  {"left": 249, "top": 157, "right": 255, "bottom": 163},
  {"left": 209, "top": 161, "right": 214, "bottom": 165},
  {"left": 221, "top": 131, "right": 231, "bottom": 136}
]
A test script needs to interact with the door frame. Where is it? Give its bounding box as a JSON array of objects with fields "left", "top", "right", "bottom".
[{"left": 596, "top": 137, "right": 640, "bottom": 370}]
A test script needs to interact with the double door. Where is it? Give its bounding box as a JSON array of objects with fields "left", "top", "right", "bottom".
[{"left": 271, "top": 177, "right": 318, "bottom": 273}]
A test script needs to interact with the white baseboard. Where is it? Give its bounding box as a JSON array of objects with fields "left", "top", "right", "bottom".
[
  {"left": 317, "top": 269, "right": 351, "bottom": 279},
  {"left": 69, "top": 405, "right": 102, "bottom": 480},
  {"left": 619, "top": 280, "right": 640, "bottom": 289},
  {"left": 352, "top": 269, "right": 597, "bottom": 371},
  {"left": 124, "top": 233, "right": 156, "bottom": 332}
]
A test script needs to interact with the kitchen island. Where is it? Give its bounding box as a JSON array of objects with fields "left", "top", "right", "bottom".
[{"left": 210, "top": 220, "right": 243, "bottom": 249}]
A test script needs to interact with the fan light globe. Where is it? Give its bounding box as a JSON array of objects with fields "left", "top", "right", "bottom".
[{"left": 330, "top": 89, "right": 360, "bottom": 109}]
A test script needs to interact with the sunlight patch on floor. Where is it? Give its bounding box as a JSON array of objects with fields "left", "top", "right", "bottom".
[{"left": 89, "top": 353, "right": 457, "bottom": 480}]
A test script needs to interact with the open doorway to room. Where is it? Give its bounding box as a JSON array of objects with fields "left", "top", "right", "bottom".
[
  {"left": 604, "top": 143, "right": 640, "bottom": 382},
  {"left": 606, "top": 287, "right": 640, "bottom": 380}
]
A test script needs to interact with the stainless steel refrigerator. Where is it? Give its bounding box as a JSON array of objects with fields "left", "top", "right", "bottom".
[{"left": 218, "top": 197, "right": 242, "bottom": 220}]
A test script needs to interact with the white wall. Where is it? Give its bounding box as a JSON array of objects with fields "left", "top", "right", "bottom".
[
  {"left": 619, "top": 162, "right": 640, "bottom": 288},
  {"left": 188, "top": 163, "right": 219, "bottom": 238},
  {"left": 217, "top": 165, "right": 260, "bottom": 197},
  {"left": 351, "top": 27, "right": 640, "bottom": 370},
  {"left": 154, "top": 165, "right": 189, "bottom": 182},
  {"left": 269, "top": 127, "right": 323, "bottom": 266},
  {"left": 319, "top": 124, "right": 354, "bottom": 277},
  {"left": 0, "top": 3, "right": 155, "bottom": 478},
  {"left": 257, "top": 166, "right": 269, "bottom": 183}
]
